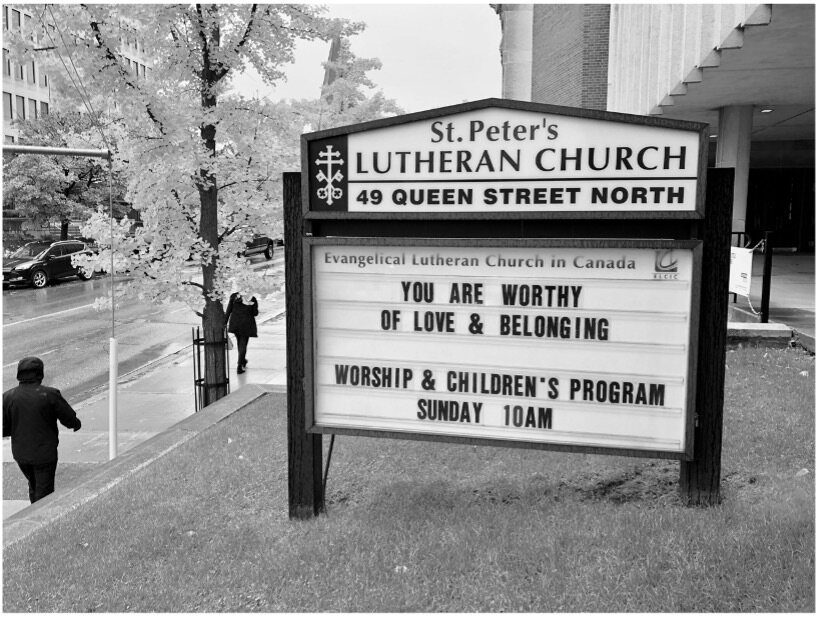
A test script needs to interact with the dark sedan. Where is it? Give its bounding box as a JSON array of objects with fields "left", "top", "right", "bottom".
[{"left": 3, "top": 240, "right": 94, "bottom": 288}]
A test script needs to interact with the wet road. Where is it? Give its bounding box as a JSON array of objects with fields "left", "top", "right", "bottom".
[{"left": 3, "top": 274, "right": 201, "bottom": 403}]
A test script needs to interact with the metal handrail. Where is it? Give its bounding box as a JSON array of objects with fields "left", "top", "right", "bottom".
[{"left": 192, "top": 327, "right": 230, "bottom": 411}]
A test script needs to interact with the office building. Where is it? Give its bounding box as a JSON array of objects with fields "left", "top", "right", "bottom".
[
  {"left": 2, "top": 5, "right": 51, "bottom": 143},
  {"left": 495, "top": 4, "right": 814, "bottom": 251}
]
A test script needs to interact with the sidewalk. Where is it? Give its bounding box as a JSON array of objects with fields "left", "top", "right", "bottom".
[
  {"left": 729, "top": 252, "right": 816, "bottom": 350},
  {"left": 3, "top": 297, "right": 288, "bottom": 518},
  {"left": 3, "top": 252, "right": 814, "bottom": 520}
]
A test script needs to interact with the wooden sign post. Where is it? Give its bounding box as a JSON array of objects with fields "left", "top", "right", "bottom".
[
  {"left": 680, "top": 167, "right": 733, "bottom": 505},
  {"left": 286, "top": 99, "right": 730, "bottom": 518}
]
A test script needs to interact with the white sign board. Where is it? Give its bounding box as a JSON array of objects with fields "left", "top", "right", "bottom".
[
  {"left": 309, "top": 239, "right": 699, "bottom": 455},
  {"left": 729, "top": 247, "right": 754, "bottom": 296},
  {"left": 307, "top": 106, "right": 704, "bottom": 215}
]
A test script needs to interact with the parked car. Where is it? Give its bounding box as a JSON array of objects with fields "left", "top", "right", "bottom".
[
  {"left": 243, "top": 235, "right": 275, "bottom": 260},
  {"left": 3, "top": 240, "right": 95, "bottom": 288}
]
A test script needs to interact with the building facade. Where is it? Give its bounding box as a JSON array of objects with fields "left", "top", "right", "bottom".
[
  {"left": 2, "top": 6, "right": 152, "bottom": 143},
  {"left": 495, "top": 3, "right": 815, "bottom": 251},
  {"left": 2, "top": 5, "right": 51, "bottom": 144},
  {"left": 2, "top": 6, "right": 151, "bottom": 241}
]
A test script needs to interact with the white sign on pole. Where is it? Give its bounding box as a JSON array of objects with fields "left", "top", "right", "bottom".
[
  {"left": 308, "top": 239, "right": 699, "bottom": 455},
  {"left": 729, "top": 246, "right": 754, "bottom": 296}
]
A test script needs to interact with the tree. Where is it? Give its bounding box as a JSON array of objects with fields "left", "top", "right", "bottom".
[
  {"left": 3, "top": 112, "right": 128, "bottom": 239},
  {"left": 294, "top": 36, "right": 403, "bottom": 132},
  {"left": 7, "top": 4, "right": 367, "bottom": 405}
]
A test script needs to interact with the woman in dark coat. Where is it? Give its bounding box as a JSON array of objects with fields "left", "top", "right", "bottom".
[{"left": 225, "top": 293, "right": 259, "bottom": 374}]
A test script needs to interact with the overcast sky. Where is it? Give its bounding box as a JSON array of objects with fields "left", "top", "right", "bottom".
[{"left": 231, "top": 3, "right": 503, "bottom": 114}]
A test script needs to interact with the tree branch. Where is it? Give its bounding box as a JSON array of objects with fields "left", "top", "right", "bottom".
[
  {"left": 218, "top": 223, "right": 240, "bottom": 244},
  {"left": 196, "top": 4, "right": 259, "bottom": 85},
  {"left": 181, "top": 280, "right": 205, "bottom": 291},
  {"left": 230, "top": 4, "right": 258, "bottom": 63},
  {"left": 82, "top": 4, "right": 167, "bottom": 136}
]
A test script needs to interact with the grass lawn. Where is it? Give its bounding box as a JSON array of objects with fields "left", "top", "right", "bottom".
[{"left": 2, "top": 345, "right": 814, "bottom": 612}]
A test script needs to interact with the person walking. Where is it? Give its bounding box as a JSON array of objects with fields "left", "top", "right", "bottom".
[
  {"left": 225, "top": 292, "right": 259, "bottom": 374},
  {"left": 2, "top": 357, "right": 82, "bottom": 503}
]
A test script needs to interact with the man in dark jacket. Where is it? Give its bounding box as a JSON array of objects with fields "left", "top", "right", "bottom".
[{"left": 3, "top": 357, "right": 82, "bottom": 503}]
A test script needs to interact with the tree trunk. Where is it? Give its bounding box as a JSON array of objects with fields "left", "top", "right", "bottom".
[
  {"left": 199, "top": 178, "right": 228, "bottom": 407},
  {"left": 197, "top": 8, "right": 228, "bottom": 407},
  {"left": 60, "top": 217, "right": 70, "bottom": 240}
]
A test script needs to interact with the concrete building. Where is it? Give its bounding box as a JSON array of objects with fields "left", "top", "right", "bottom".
[
  {"left": 495, "top": 4, "right": 814, "bottom": 251},
  {"left": 2, "top": 6, "right": 51, "bottom": 144}
]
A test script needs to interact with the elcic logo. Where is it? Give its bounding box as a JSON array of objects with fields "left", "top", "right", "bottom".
[
  {"left": 315, "top": 145, "right": 345, "bottom": 206},
  {"left": 653, "top": 250, "right": 679, "bottom": 280}
]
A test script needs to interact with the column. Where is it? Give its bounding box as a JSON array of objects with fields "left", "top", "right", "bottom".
[
  {"left": 715, "top": 105, "right": 753, "bottom": 235},
  {"left": 497, "top": 4, "right": 533, "bottom": 101}
]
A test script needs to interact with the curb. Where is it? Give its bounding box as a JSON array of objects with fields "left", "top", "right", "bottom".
[
  {"left": 3, "top": 384, "right": 286, "bottom": 549},
  {"left": 792, "top": 330, "right": 816, "bottom": 354},
  {"left": 728, "top": 305, "right": 815, "bottom": 353},
  {"left": 726, "top": 321, "right": 792, "bottom": 342},
  {"left": 727, "top": 320, "right": 813, "bottom": 352}
]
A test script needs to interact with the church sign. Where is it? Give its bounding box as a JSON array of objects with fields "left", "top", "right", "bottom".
[
  {"left": 295, "top": 99, "right": 708, "bottom": 460},
  {"left": 305, "top": 102, "right": 705, "bottom": 216},
  {"left": 308, "top": 237, "right": 699, "bottom": 456},
  {"left": 287, "top": 99, "right": 730, "bottom": 518}
]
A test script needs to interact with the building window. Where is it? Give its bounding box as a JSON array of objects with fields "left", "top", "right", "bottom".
[
  {"left": 39, "top": 70, "right": 47, "bottom": 88},
  {"left": 11, "top": 9, "right": 20, "bottom": 31},
  {"left": 23, "top": 13, "right": 31, "bottom": 39},
  {"left": 3, "top": 7, "right": 7, "bottom": 31},
  {"left": 4, "top": 135, "right": 15, "bottom": 144},
  {"left": 15, "top": 95, "right": 24, "bottom": 120},
  {"left": 15, "top": 62, "right": 23, "bottom": 80},
  {"left": 28, "top": 60, "right": 35, "bottom": 84},
  {"left": 40, "top": 101, "right": 48, "bottom": 116},
  {"left": 3, "top": 49, "right": 9, "bottom": 77},
  {"left": 3, "top": 92, "right": 12, "bottom": 120},
  {"left": 28, "top": 98, "right": 37, "bottom": 120}
]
